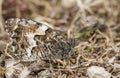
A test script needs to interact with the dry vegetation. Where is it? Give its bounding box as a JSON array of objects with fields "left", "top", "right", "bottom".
[{"left": 0, "top": 0, "right": 120, "bottom": 78}]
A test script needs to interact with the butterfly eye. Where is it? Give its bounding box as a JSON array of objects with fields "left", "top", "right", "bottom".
[{"left": 12, "top": 41, "right": 17, "bottom": 46}]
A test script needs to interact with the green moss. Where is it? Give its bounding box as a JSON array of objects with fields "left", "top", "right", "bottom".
[{"left": 0, "top": 67, "right": 6, "bottom": 75}]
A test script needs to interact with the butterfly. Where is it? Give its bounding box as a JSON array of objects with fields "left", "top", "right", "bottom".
[{"left": 5, "top": 18, "right": 77, "bottom": 62}]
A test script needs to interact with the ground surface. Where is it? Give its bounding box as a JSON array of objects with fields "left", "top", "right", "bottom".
[{"left": 0, "top": 0, "right": 120, "bottom": 78}]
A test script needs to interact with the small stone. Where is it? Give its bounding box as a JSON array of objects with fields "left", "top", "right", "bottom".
[
  {"left": 87, "top": 66, "right": 111, "bottom": 78},
  {"left": 38, "top": 70, "right": 51, "bottom": 78}
]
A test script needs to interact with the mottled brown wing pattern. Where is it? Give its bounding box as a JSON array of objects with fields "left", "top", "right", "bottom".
[{"left": 5, "top": 18, "right": 76, "bottom": 62}]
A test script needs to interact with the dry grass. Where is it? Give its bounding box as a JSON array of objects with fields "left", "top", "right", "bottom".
[{"left": 0, "top": 0, "right": 120, "bottom": 78}]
